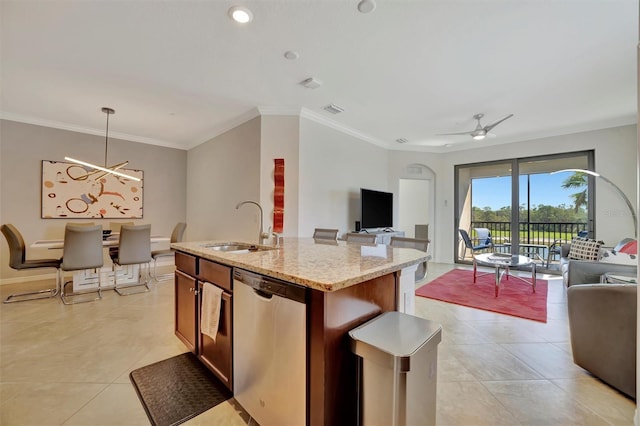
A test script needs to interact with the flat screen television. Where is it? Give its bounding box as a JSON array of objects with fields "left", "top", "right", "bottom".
[{"left": 360, "top": 188, "right": 393, "bottom": 229}]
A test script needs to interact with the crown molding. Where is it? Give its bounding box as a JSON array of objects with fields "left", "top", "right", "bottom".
[
  {"left": 187, "top": 108, "right": 262, "bottom": 149},
  {"left": 257, "top": 106, "right": 303, "bottom": 116},
  {"left": 0, "top": 111, "right": 182, "bottom": 149},
  {"left": 299, "top": 108, "right": 389, "bottom": 149},
  {"left": 190, "top": 106, "right": 392, "bottom": 150}
]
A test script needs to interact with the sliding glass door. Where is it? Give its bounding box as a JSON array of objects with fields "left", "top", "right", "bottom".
[
  {"left": 455, "top": 150, "right": 594, "bottom": 269},
  {"left": 455, "top": 161, "right": 512, "bottom": 262}
]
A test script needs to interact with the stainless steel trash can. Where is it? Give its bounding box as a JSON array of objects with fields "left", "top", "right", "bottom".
[{"left": 349, "top": 311, "right": 442, "bottom": 426}]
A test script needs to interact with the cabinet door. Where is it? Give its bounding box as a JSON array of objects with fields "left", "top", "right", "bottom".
[
  {"left": 199, "top": 283, "right": 233, "bottom": 391},
  {"left": 175, "top": 270, "right": 198, "bottom": 352}
]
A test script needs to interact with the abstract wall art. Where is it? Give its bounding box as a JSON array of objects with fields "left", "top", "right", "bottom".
[{"left": 41, "top": 160, "right": 143, "bottom": 219}]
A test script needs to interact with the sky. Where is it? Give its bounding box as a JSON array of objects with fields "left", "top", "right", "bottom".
[{"left": 472, "top": 173, "right": 579, "bottom": 209}]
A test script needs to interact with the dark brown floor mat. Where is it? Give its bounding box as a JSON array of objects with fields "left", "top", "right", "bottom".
[{"left": 130, "top": 352, "right": 232, "bottom": 426}]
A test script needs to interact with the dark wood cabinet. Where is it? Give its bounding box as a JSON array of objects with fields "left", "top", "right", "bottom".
[
  {"left": 174, "top": 269, "right": 198, "bottom": 352},
  {"left": 174, "top": 252, "right": 233, "bottom": 391}
]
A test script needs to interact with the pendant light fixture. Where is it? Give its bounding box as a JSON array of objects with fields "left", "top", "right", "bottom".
[{"left": 65, "top": 107, "right": 141, "bottom": 182}]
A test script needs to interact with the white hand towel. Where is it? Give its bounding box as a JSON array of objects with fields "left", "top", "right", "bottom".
[{"left": 200, "top": 282, "right": 223, "bottom": 342}]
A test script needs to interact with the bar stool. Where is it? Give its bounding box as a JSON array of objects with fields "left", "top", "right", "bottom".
[
  {"left": 313, "top": 228, "right": 339, "bottom": 240},
  {"left": 151, "top": 222, "right": 186, "bottom": 281},
  {"left": 345, "top": 233, "right": 377, "bottom": 244},
  {"left": 1, "top": 224, "right": 62, "bottom": 303},
  {"left": 389, "top": 236, "right": 431, "bottom": 281},
  {"left": 110, "top": 224, "right": 152, "bottom": 295},
  {"left": 59, "top": 224, "right": 104, "bottom": 305}
]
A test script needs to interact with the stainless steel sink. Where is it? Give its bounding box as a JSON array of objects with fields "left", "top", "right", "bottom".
[{"left": 201, "top": 242, "right": 274, "bottom": 253}]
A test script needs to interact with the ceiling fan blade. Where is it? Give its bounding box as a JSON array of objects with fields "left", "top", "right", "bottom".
[
  {"left": 483, "top": 114, "right": 514, "bottom": 132},
  {"left": 436, "top": 131, "right": 473, "bottom": 136}
]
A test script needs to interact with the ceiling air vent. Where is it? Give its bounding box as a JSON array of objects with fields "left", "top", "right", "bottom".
[
  {"left": 396, "top": 138, "right": 408, "bottom": 144},
  {"left": 300, "top": 77, "right": 322, "bottom": 89},
  {"left": 323, "top": 104, "right": 344, "bottom": 114}
]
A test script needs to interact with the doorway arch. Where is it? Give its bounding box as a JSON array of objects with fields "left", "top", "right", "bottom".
[{"left": 396, "top": 163, "right": 436, "bottom": 258}]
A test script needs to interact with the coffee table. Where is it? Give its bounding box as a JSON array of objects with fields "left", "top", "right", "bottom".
[
  {"left": 473, "top": 253, "right": 537, "bottom": 297},
  {"left": 601, "top": 273, "right": 637, "bottom": 284}
]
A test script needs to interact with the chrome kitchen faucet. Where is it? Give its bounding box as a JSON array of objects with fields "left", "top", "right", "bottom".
[{"left": 235, "top": 200, "right": 271, "bottom": 245}]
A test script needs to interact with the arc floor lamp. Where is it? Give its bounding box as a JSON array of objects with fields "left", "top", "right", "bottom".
[{"left": 552, "top": 168, "right": 637, "bottom": 237}]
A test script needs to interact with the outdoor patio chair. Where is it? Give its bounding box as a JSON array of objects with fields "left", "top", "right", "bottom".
[
  {"left": 474, "top": 228, "right": 493, "bottom": 247},
  {"left": 459, "top": 228, "right": 493, "bottom": 259}
]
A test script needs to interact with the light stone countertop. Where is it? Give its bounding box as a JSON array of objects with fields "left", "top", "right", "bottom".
[{"left": 171, "top": 237, "right": 428, "bottom": 292}]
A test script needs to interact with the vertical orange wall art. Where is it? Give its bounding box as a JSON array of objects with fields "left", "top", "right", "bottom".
[{"left": 273, "top": 159, "right": 284, "bottom": 233}]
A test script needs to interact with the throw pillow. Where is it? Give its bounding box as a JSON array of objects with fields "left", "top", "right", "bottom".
[
  {"left": 619, "top": 240, "right": 638, "bottom": 254},
  {"left": 600, "top": 249, "right": 637, "bottom": 265},
  {"left": 567, "top": 237, "right": 604, "bottom": 261}
]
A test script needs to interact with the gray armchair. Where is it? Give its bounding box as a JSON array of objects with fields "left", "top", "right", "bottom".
[{"left": 566, "top": 260, "right": 637, "bottom": 399}]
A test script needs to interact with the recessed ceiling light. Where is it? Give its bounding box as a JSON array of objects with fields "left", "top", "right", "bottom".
[
  {"left": 357, "top": 0, "right": 376, "bottom": 13},
  {"left": 228, "top": 6, "right": 253, "bottom": 24},
  {"left": 284, "top": 50, "right": 299, "bottom": 60}
]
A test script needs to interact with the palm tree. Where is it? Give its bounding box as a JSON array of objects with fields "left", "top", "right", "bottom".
[{"left": 561, "top": 172, "right": 588, "bottom": 212}]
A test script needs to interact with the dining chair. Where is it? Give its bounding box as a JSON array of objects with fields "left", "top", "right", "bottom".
[
  {"left": 151, "top": 222, "right": 186, "bottom": 281},
  {"left": 458, "top": 228, "right": 493, "bottom": 259},
  {"left": 108, "top": 222, "right": 134, "bottom": 259},
  {"left": 59, "top": 224, "right": 104, "bottom": 305},
  {"left": 345, "top": 233, "right": 377, "bottom": 244},
  {"left": 389, "top": 236, "right": 431, "bottom": 281},
  {"left": 1, "top": 224, "right": 62, "bottom": 303},
  {"left": 110, "top": 224, "right": 152, "bottom": 295},
  {"left": 313, "top": 228, "right": 339, "bottom": 240}
]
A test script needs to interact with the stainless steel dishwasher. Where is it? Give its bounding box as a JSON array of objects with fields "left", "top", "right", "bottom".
[{"left": 233, "top": 268, "right": 307, "bottom": 426}]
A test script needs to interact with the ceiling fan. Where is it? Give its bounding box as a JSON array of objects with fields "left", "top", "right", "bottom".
[{"left": 438, "top": 113, "right": 514, "bottom": 140}]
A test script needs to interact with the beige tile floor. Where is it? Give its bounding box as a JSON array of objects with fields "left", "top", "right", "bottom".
[{"left": 0, "top": 263, "right": 636, "bottom": 425}]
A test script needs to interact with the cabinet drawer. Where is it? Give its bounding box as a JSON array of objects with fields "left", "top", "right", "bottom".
[
  {"left": 175, "top": 251, "right": 197, "bottom": 276},
  {"left": 199, "top": 259, "right": 232, "bottom": 292}
]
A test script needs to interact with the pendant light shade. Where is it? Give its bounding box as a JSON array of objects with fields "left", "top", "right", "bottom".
[{"left": 65, "top": 107, "right": 141, "bottom": 182}]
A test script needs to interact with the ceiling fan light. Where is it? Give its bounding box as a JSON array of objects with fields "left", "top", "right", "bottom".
[{"left": 472, "top": 134, "right": 486, "bottom": 140}]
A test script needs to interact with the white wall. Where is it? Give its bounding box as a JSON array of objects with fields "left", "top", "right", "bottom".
[
  {"left": 0, "top": 119, "right": 187, "bottom": 282},
  {"left": 186, "top": 117, "right": 261, "bottom": 243},
  {"left": 259, "top": 115, "right": 300, "bottom": 238},
  {"left": 299, "top": 117, "right": 389, "bottom": 238}
]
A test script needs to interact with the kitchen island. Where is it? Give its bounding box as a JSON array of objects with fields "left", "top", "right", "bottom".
[{"left": 171, "top": 237, "right": 428, "bottom": 426}]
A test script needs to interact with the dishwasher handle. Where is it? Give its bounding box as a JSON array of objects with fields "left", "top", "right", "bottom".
[
  {"left": 234, "top": 269, "right": 307, "bottom": 304},
  {"left": 254, "top": 288, "right": 274, "bottom": 300}
]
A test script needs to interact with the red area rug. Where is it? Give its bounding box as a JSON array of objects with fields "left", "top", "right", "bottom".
[{"left": 416, "top": 269, "right": 548, "bottom": 322}]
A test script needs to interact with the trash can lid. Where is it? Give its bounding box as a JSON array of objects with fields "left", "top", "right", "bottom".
[{"left": 349, "top": 311, "right": 442, "bottom": 369}]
